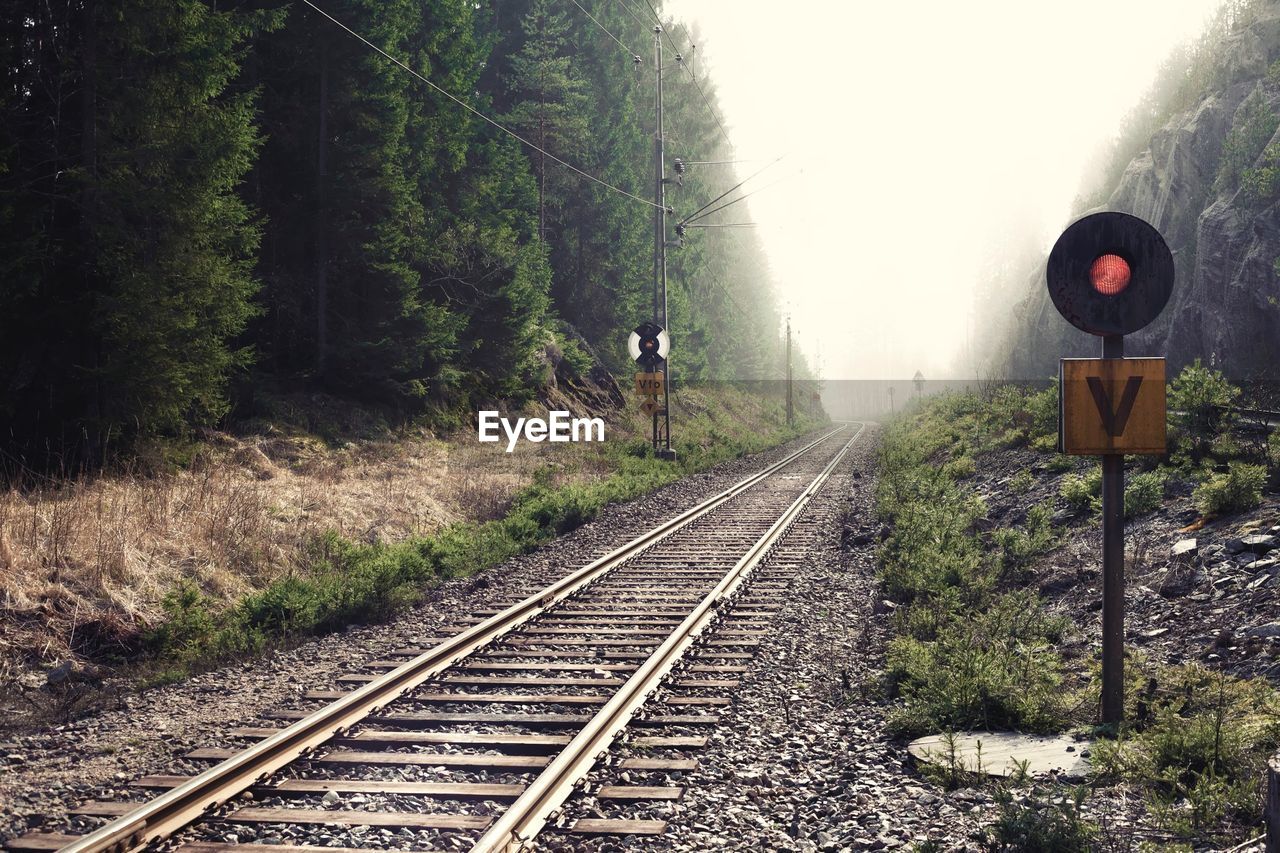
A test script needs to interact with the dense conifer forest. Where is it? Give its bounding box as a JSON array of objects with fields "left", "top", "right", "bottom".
[{"left": 1, "top": 0, "right": 788, "bottom": 466}]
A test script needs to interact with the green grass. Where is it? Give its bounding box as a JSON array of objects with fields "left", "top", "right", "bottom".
[
  {"left": 875, "top": 392, "right": 1072, "bottom": 737},
  {"left": 881, "top": 385, "right": 1280, "bottom": 846},
  {"left": 145, "top": 391, "right": 826, "bottom": 677},
  {"left": 1009, "top": 469, "right": 1035, "bottom": 494},
  {"left": 981, "top": 783, "right": 1097, "bottom": 852},
  {"left": 885, "top": 591, "right": 1068, "bottom": 736},
  {"left": 993, "top": 502, "right": 1058, "bottom": 579},
  {"left": 1125, "top": 469, "right": 1169, "bottom": 518},
  {"left": 1060, "top": 466, "right": 1102, "bottom": 514},
  {"left": 1091, "top": 661, "right": 1280, "bottom": 842},
  {"left": 1059, "top": 466, "right": 1170, "bottom": 519},
  {"left": 1194, "top": 462, "right": 1267, "bottom": 517}
]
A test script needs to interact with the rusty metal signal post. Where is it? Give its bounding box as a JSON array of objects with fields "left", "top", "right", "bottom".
[{"left": 1047, "top": 211, "right": 1175, "bottom": 726}]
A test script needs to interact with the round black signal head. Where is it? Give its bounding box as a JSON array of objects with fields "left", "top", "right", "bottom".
[
  {"left": 628, "top": 322, "right": 669, "bottom": 367},
  {"left": 1046, "top": 211, "right": 1174, "bottom": 336}
]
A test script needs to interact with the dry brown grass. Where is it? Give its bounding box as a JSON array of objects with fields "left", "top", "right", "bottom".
[
  {"left": 0, "top": 386, "right": 800, "bottom": 685},
  {"left": 0, "top": 425, "right": 588, "bottom": 682}
]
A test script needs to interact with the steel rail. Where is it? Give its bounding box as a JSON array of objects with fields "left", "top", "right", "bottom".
[
  {"left": 56, "top": 425, "right": 848, "bottom": 853},
  {"left": 472, "top": 423, "right": 866, "bottom": 852}
]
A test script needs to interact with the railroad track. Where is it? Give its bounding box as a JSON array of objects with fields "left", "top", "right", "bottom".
[{"left": 7, "top": 423, "right": 864, "bottom": 853}]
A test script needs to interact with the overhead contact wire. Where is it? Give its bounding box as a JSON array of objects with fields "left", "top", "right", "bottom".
[
  {"left": 613, "top": 0, "right": 654, "bottom": 30},
  {"left": 678, "top": 154, "right": 785, "bottom": 225},
  {"left": 683, "top": 173, "right": 795, "bottom": 224},
  {"left": 638, "top": 0, "right": 732, "bottom": 148}
]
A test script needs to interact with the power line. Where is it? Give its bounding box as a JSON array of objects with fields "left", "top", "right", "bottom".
[
  {"left": 683, "top": 172, "right": 794, "bottom": 224},
  {"left": 638, "top": 1, "right": 733, "bottom": 149},
  {"left": 682, "top": 222, "right": 758, "bottom": 228},
  {"left": 675, "top": 49, "right": 732, "bottom": 149},
  {"left": 565, "top": 0, "right": 640, "bottom": 61},
  {"left": 678, "top": 154, "right": 785, "bottom": 225},
  {"left": 299, "top": 0, "right": 663, "bottom": 212},
  {"left": 613, "top": 0, "right": 653, "bottom": 31},
  {"left": 640, "top": 0, "right": 676, "bottom": 49}
]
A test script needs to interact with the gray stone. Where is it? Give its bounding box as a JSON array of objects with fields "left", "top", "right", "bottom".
[
  {"left": 907, "top": 731, "right": 1091, "bottom": 780},
  {"left": 1171, "top": 538, "right": 1198, "bottom": 561},
  {"left": 1245, "top": 622, "right": 1280, "bottom": 639},
  {"left": 45, "top": 661, "right": 100, "bottom": 688},
  {"left": 1248, "top": 572, "right": 1275, "bottom": 589},
  {"left": 1242, "top": 534, "right": 1278, "bottom": 554}
]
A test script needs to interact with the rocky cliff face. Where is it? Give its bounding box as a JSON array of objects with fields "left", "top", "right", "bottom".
[{"left": 1002, "top": 3, "right": 1280, "bottom": 382}]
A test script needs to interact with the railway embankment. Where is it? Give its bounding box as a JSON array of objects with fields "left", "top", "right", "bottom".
[
  {"left": 871, "top": 368, "right": 1280, "bottom": 850},
  {"left": 0, "top": 386, "right": 821, "bottom": 729}
]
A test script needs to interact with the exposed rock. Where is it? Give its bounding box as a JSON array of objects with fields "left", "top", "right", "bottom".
[
  {"left": 1242, "top": 534, "right": 1278, "bottom": 554},
  {"left": 999, "top": 3, "right": 1280, "bottom": 379},
  {"left": 1249, "top": 556, "right": 1280, "bottom": 574},
  {"left": 45, "top": 661, "right": 101, "bottom": 689}
]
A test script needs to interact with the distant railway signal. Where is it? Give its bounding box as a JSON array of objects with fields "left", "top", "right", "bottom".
[
  {"left": 629, "top": 322, "right": 674, "bottom": 458},
  {"left": 628, "top": 322, "right": 669, "bottom": 369},
  {"left": 1046, "top": 211, "right": 1175, "bottom": 729}
]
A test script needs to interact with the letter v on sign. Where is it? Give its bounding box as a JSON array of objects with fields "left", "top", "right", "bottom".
[
  {"left": 1086, "top": 376, "right": 1143, "bottom": 437},
  {"left": 1060, "top": 358, "right": 1166, "bottom": 455}
]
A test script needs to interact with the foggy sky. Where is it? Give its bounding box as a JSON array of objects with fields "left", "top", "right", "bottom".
[{"left": 665, "top": 0, "right": 1225, "bottom": 381}]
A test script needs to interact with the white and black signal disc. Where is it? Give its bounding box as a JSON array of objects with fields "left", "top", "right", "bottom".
[{"left": 628, "top": 323, "right": 669, "bottom": 367}]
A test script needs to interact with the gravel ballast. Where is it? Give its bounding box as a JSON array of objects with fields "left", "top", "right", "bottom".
[
  {"left": 5, "top": 424, "right": 1001, "bottom": 852},
  {"left": 0, "top": 428, "right": 847, "bottom": 843}
]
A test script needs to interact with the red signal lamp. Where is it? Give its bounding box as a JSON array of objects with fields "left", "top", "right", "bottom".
[
  {"left": 1047, "top": 211, "right": 1174, "bottom": 336},
  {"left": 1089, "top": 254, "right": 1131, "bottom": 296}
]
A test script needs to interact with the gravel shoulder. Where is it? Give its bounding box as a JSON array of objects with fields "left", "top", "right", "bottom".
[
  {"left": 660, "top": 426, "right": 981, "bottom": 852},
  {"left": 544, "top": 424, "right": 985, "bottom": 852}
]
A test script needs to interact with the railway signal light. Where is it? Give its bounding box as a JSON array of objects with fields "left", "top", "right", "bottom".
[
  {"left": 628, "top": 322, "right": 669, "bottom": 369},
  {"left": 1047, "top": 211, "right": 1174, "bottom": 337},
  {"left": 1089, "top": 254, "right": 1131, "bottom": 296},
  {"left": 1046, "top": 210, "right": 1175, "bottom": 730}
]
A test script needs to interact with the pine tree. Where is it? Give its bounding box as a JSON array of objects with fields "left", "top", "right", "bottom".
[
  {"left": 501, "top": 0, "right": 589, "bottom": 244},
  {"left": 253, "top": 0, "right": 461, "bottom": 406},
  {"left": 0, "top": 0, "right": 272, "bottom": 462},
  {"left": 0, "top": 0, "right": 796, "bottom": 467}
]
